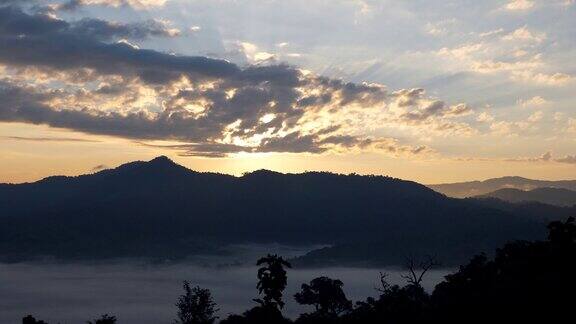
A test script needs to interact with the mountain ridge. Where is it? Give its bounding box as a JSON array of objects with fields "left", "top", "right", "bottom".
[
  {"left": 475, "top": 187, "right": 576, "bottom": 207},
  {"left": 0, "top": 157, "right": 567, "bottom": 266},
  {"left": 428, "top": 176, "right": 576, "bottom": 198}
]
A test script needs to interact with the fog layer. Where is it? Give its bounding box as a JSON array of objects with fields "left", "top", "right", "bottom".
[{"left": 0, "top": 259, "right": 449, "bottom": 324}]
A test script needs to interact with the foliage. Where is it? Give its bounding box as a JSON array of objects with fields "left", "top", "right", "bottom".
[
  {"left": 254, "top": 254, "right": 292, "bottom": 309},
  {"left": 175, "top": 281, "right": 219, "bottom": 324},
  {"left": 294, "top": 277, "right": 352, "bottom": 319}
]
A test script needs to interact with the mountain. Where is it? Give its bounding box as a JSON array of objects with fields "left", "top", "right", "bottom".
[
  {"left": 0, "top": 157, "right": 563, "bottom": 266},
  {"left": 475, "top": 187, "right": 576, "bottom": 207},
  {"left": 428, "top": 176, "right": 576, "bottom": 198},
  {"left": 293, "top": 197, "right": 576, "bottom": 267}
]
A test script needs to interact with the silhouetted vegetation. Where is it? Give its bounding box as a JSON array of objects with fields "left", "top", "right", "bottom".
[
  {"left": 18, "top": 217, "right": 576, "bottom": 324},
  {"left": 175, "top": 281, "right": 219, "bottom": 324},
  {"left": 254, "top": 254, "right": 292, "bottom": 309},
  {"left": 0, "top": 156, "right": 558, "bottom": 266},
  {"left": 220, "top": 255, "right": 293, "bottom": 324},
  {"left": 294, "top": 277, "right": 352, "bottom": 323},
  {"left": 22, "top": 315, "right": 48, "bottom": 324},
  {"left": 87, "top": 314, "right": 117, "bottom": 324}
]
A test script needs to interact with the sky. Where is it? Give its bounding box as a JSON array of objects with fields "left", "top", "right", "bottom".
[{"left": 0, "top": 0, "right": 574, "bottom": 184}]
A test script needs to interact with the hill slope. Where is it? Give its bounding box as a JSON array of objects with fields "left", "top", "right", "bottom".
[
  {"left": 0, "top": 157, "right": 557, "bottom": 265},
  {"left": 476, "top": 187, "right": 576, "bottom": 207},
  {"left": 428, "top": 176, "right": 576, "bottom": 198}
]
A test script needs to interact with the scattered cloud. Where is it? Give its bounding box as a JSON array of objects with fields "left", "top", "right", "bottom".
[
  {"left": 425, "top": 19, "right": 457, "bottom": 36},
  {"left": 507, "top": 151, "right": 576, "bottom": 164},
  {"left": 504, "top": 0, "right": 535, "bottom": 11},
  {"left": 518, "top": 96, "right": 548, "bottom": 108},
  {"left": 502, "top": 26, "right": 546, "bottom": 43},
  {"left": 477, "top": 112, "right": 495, "bottom": 123}
]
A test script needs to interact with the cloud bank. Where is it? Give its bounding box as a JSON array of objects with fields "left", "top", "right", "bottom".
[{"left": 0, "top": 4, "right": 475, "bottom": 157}]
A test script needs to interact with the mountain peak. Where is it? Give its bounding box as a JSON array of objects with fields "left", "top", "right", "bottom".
[{"left": 148, "top": 155, "right": 174, "bottom": 165}]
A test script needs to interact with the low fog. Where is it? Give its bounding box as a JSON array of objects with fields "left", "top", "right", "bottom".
[{"left": 0, "top": 245, "right": 449, "bottom": 324}]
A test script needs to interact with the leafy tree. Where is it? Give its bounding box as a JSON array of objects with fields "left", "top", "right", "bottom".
[
  {"left": 175, "top": 281, "right": 219, "bottom": 324},
  {"left": 294, "top": 276, "right": 352, "bottom": 318},
  {"left": 432, "top": 216, "right": 576, "bottom": 324},
  {"left": 87, "top": 314, "right": 117, "bottom": 324},
  {"left": 349, "top": 272, "right": 430, "bottom": 324},
  {"left": 254, "top": 254, "right": 292, "bottom": 309}
]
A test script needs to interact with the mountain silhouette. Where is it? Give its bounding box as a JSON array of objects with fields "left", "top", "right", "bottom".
[
  {"left": 429, "top": 176, "right": 576, "bottom": 198},
  {"left": 476, "top": 187, "right": 576, "bottom": 207},
  {"left": 0, "top": 157, "right": 563, "bottom": 265}
]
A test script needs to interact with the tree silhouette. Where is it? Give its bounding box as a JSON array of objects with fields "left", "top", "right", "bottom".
[
  {"left": 400, "top": 256, "right": 439, "bottom": 288},
  {"left": 432, "top": 216, "right": 576, "bottom": 324},
  {"left": 254, "top": 254, "right": 292, "bottom": 309},
  {"left": 294, "top": 276, "right": 352, "bottom": 318},
  {"left": 87, "top": 314, "right": 117, "bottom": 324},
  {"left": 22, "top": 315, "right": 48, "bottom": 324},
  {"left": 175, "top": 281, "right": 219, "bottom": 324}
]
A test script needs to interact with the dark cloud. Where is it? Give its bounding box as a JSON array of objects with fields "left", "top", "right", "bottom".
[
  {"left": 0, "top": 5, "right": 430, "bottom": 157},
  {"left": 0, "top": 6, "right": 177, "bottom": 41},
  {"left": 69, "top": 17, "right": 180, "bottom": 41},
  {"left": 0, "top": 7, "right": 238, "bottom": 84},
  {"left": 91, "top": 164, "right": 109, "bottom": 171}
]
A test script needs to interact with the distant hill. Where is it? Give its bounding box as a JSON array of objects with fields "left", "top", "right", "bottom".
[
  {"left": 0, "top": 157, "right": 565, "bottom": 266},
  {"left": 476, "top": 187, "right": 576, "bottom": 207},
  {"left": 428, "top": 176, "right": 576, "bottom": 198},
  {"left": 293, "top": 196, "right": 576, "bottom": 267}
]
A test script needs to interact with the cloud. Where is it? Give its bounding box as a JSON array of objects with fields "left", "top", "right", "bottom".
[
  {"left": 527, "top": 110, "right": 544, "bottom": 122},
  {"left": 477, "top": 112, "right": 495, "bottom": 123},
  {"left": 393, "top": 89, "right": 473, "bottom": 128},
  {"left": 3, "top": 136, "right": 100, "bottom": 142},
  {"left": 511, "top": 71, "right": 573, "bottom": 85},
  {"left": 504, "top": 0, "right": 535, "bottom": 11},
  {"left": 0, "top": 6, "right": 180, "bottom": 41},
  {"left": 433, "top": 25, "right": 572, "bottom": 87},
  {"left": 502, "top": 26, "right": 546, "bottom": 43},
  {"left": 479, "top": 29, "right": 505, "bottom": 38},
  {"left": 487, "top": 109, "right": 546, "bottom": 137},
  {"left": 58, "top": 0, "right": 167, "bottom": 11},
  {"left": 0, "top": 7, "right": 239, "bottom": 84},
  {"left": 91, "top": 164, "right": 109, "bottom": 171},
  {"left": 0, "top": 7, "right": 448, "bottom": 158},
  {"left": 424, "top": 19, "right": 457, "bottom": 36},
  {"left": 556, "top": 155, "right": 576, "bottom": 164},
  {"left": 566, "top": 118, "right": 576, "bottom": 133},
  {"left": 517, "top": 96, "right": 548, "bottom": 108},
  {"left": 70, "top": 18, "right": 181, "bottom": 40},
  {"left": 506, "top": 151, "right": 576, "bottom": 164}
]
